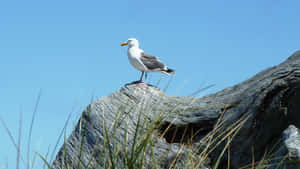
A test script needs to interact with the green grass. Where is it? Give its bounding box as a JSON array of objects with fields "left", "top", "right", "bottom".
[
  {"left": 44, "top": 92, "right": 274, "bottom": 169},
  {"left": 1, "top": 84, "right": 298, "bottom": 169}
]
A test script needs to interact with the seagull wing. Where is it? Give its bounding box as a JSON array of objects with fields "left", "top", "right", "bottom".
[{"left": 140, "top": 52, "right": 166, "bottom": 70}]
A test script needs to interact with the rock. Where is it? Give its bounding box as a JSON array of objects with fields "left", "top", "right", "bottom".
[
  {"left": 271, "top": 125, "right": 300, "bottom": 169},
  {"left": 52, "top": 51, "right": 300, "bottom": 169}
]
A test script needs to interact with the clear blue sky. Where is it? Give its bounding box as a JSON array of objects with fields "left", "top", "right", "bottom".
[{"left": 0, "top": 0, "right": 299, "bottom": 168}]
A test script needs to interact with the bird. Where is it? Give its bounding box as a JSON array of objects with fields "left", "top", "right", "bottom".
[{"left": 121, "top": 38, "right": 175, "bottom": 85}]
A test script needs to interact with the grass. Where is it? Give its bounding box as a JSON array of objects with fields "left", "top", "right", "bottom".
[{"left": 0, "top": 82, "right": 299, "bottom": 169}]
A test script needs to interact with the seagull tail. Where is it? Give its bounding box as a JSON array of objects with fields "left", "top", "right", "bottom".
[
  {"left": 166, "top": 68, "right": 175, "bottom": 74},
  {"left": 160, "top": 67, "right": 175, "bottom": 75}
]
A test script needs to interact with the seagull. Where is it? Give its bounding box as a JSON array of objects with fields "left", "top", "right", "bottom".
[{"left": 121, "top": 38, "right": 175, "bottom": 85}]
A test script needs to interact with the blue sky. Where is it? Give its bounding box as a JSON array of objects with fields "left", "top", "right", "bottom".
[{"left": 0, "top": 0, "right": 299, "bottom": 168}]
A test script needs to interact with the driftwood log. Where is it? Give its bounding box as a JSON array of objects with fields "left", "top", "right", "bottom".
[{"left": 52, "top": 51, "right": 300, "bottom": 169}]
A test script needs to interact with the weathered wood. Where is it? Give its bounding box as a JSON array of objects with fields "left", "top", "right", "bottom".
[{"left": 52, "top": 51, "right": 300, "bottom": 169}]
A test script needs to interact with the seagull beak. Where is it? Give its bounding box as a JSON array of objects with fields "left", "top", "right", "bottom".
[{"left": 121, "top": 42, "right": 128, "bottom": 46}]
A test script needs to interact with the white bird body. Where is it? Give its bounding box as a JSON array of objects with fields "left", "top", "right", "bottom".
[{"left": 127, "top": 47, "right": 148, "bottom": 72}]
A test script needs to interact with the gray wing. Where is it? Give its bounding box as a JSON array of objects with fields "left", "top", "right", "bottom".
[{"left": 140, "top": 52, "right": 165, "bottom": 70}]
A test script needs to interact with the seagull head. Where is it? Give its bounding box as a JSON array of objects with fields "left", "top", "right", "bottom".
[{"left": 121, "top": 38, "right": 139, "bottom": 48}]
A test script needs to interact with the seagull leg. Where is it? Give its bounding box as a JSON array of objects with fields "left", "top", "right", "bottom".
[
  {"left": 144, "top": 72, "right": 148, "bottom": 85},
  {"left": 139, "top": 71, "right": 144, "bottom": 83},
  {"left": 140, "top": 72, "right": 147, "bottom": 85}
]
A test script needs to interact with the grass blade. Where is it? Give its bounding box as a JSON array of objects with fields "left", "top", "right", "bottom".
[
  {"left": 36, "top": 153, "right": 52, "bottom": 169},
  {"left": 16, "top": 109, "right": 22, "bottom": 169},
  {"left": 0, "top": 116, "right": 27, "bottom": 167},
  {"left": 27, "top": 89, "right": 42, "bottom": 169}
]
